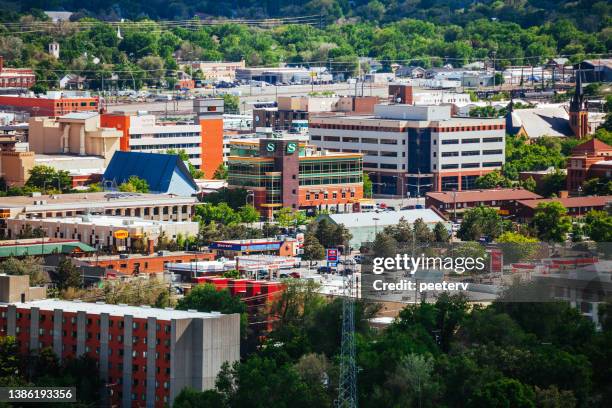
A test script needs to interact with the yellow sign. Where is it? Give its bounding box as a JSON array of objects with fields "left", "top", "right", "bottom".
[{"left": 113, "top": 230, "right": 129, "bottom": 240}]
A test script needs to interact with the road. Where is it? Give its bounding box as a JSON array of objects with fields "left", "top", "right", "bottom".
[{"left": 106, "top": 82, "right": 389, "bottom": 115}]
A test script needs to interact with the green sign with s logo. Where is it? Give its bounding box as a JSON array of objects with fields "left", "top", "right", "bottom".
[
  {"left": 286, "top": 143, "right": 297, "bottom": 154},
  {"left": 266, "top": 143, "right": 276, "bottom": 152}
]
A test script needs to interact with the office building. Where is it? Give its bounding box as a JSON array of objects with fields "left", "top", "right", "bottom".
[
  {"left": 0, "top": 56, "right": 36, "bottom": 89},
  {"left": 227, "top": 138, "right": 363, "bottom": 218},
  {"left": 310, "top": 104, "right": 506, "bottom": 196},
  {"left": 0, "top": 277, "right": 240, "bottom": 407},
  {"left": 181, "top": 61, "right": 245, "bottom": 82},
  {"left": 0, "top": 91, "right": 98, "bottom": 116},
  {"left": 100, "top": 111, "right": 223, "bottom": 178}
]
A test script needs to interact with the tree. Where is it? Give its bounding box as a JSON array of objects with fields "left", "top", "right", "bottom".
[
  {"left": 582, "top": 177, "right": 612, "bottom": 196},
  {"left": 238, "top": 205, "right": 259, "bottom": 224},
  {"left": 26, "top": 165, "right": 71, "bottom": 193},
  {"left": 475, "top": 170, "right": 512, "bottom": 189},
  {"left": 222, "top": 94, "right": 239, "bottom": 114},
  {"left": 0, "top": 336, "right": 20, "bottom": 379},
  {"left": 496, "top": 231, "right": 539, "bottom": 263},
  {"left": 0, "top": 257, "right": 46, "bottom": 286},
  {"left": 433, "top": 222, "right": 450, "bottom": 242},
  {"left": 174, "top": 388, "right": 226, "bottom": 408},
  {"left": 384, "top": 353, "right": 439, "bottom": 408},
  {"left": 118, "top": 175, "right": 149, "bottom": 193},
  {"left": 373, "top": 232, "right": 398, "bottom": 258},
  {"left": 276, "top": 207, "right": 303, "bottom": 229},
  {"left": 584, "top": 210, "right": 612, "bottom": 242},
  {"left": 213, "top": 164, "right": 228, "bottom": 180},
  {"left": 521, "top": 176, "right": 536, "bottom": 192},
  {"left": 533, "top": 202, "right": 571, "bottom": 242},
  {"left": 468, "top": 378, "right": 535, "bottom": 408},
  {"left": 363, "top": 172, "right": 373, "bottom": 198},
  {"left": 166, "top": 149, "right": 203, "bottom": 178},
  {"left": 536, "top": 170, "right": 566, "bottom": 198},
  {"left": 458, "top": 206, "right": 504, "bottom": 241},
  {"left": 196, "top": 203, "right": 241, "bottom": 225},
  {"left": 302, "top": 234, "right": 325, "bottom": 260},
  {"left": 55, "top": 257, "right": 82, "bottom": 291}
]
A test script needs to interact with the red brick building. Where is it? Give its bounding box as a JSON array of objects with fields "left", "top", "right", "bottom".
[
  {"left": 0, "top": 275, "right": 239, "bottom": 408},
  {"left": 0, "top": 56, "right": 35, "bottom": 89},
  {"left": 510, "top": 195, "right": 612, "bottom": 221},
  {"left": 566, "top": 139, "right": 612, "bottom": 192}
]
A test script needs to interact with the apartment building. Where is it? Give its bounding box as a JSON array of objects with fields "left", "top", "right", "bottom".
[
  {"left": 0, "top": 275, "right": 240, "bottom": 408},
  {"left": 100, "top": 111, "right": 223, "bottom": 178},
  {"left": 0, "top": 56, "right": 36, "bottom": 89},
  {"left": 227, "top": 138, "right": 363, "bottom": 218},
  {"left": 309, "top": 104, "right": 506, "bottom": 196}
]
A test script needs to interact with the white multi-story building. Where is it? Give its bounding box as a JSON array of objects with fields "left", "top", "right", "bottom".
[{"left": 309, "top": 104, "right": 505, "bottom": 196}]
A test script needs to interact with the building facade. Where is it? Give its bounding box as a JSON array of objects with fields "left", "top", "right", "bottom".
[
  {"left": 100, "top": 112, "right": 223, "bottom": 178},
  {"left": 566, "top": 138, "right": 612, "bottom": 192},
  {"left": 181, "top": 61, "right": 246, "bottom": 82},
  {"left": 227, "top": 138, "right": 363, "bottom": 218},
  {"left": 0, "top": 91, "right": 98, "bottom": 116},
  {"left": 0, "top": 295, "right": 240, "bottom": 407},
  {"left": 309, "top": 104, "right": 506, "bottom": 196},
  {"left": 0, "top": 56, "right": 36, "bottom": 89}
]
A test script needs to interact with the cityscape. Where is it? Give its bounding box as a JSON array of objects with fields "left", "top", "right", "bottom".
[{"left": 0, "top": 1, "right": 611, "bottom": 407}]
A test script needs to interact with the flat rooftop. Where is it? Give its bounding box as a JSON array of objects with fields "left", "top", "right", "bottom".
[
  {"left": 516, "top": 196, "right": 612, "bottom": 209},
  {"left": 427, "top": 189, "right": 542, "bottom": 204},
  {"left": 327, "top": 209, "right": 445, "bottom": 227},
  {"left": 4, "top": 299, "right": 227, "bottom": 320},
  {"left": 0, "top": 192, "right": 197, "bottom": 210},
  {"left": 27, "top": 215, "right": 197, "bottom": 228}
]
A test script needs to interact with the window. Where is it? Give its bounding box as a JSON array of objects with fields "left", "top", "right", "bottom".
[
  {"left": 462, "top": 163, "right": 480, "bottom": 168},
  {"left": 441, "top": 151, "right": 459, "bottom": 157},
  {"left": 483, "top": 137, "right": 503, "bottom": 143},
  {"left": 483, "top": 162, "right": 503, "bottom": 167},
  {"left": 461, "top": 150, "right": 480, "bottom": 156},
  {"left": 482, "top": 149, "right": 503, "bottom": 155},
  {"left": 380, "top": 164, "right": 397, "bottom": 169},
  {"left": 462, "top": 138, "right": 480, "bottom": 144},
  {"left": 441, "top": 164, "right": 459, "bottom": 169},
  {"left": 442, "top": 139, "right": 459, "bottom": 145}
]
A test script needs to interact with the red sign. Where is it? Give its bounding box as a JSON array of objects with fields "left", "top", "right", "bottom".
[{"left": 326, "top": 249, "right": 338, "bottom": 262}]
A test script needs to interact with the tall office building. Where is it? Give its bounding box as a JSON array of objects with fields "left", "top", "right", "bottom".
[{"left": 309, "top": 104, "right": 505, "bottom": 196}]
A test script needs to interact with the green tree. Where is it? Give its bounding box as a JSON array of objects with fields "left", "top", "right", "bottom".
[
  {"left": 536, "top": 170, "right": 566, "bottom": 198},
  {"left": 238, "top": 205, "right": 260, "bottom": 224},
  {"left": 458, "top": 206, "right": 504, "bottom": 241},
  {"left": 118, "top": 175, "right": 149, "bottom": 193},
  {"left": 533, "top": 202, "right": 571, "bottom": 242},
  {"left": 475, "top": 170, "right": 512, "bottom": 189},
  {"left": 496, "top": 231, "right": 539, "bottom": 263},
  {"left": 213, "top": 164, "right": 228, "bottom": 180},
  {"left": 26, "top": 165, "right": 72, "bottom": 193},
  {"left": 363, "top": 172, "right": 373, "bottom": 198},
  {"left": 166, "top": 149, "right": 204, "bottom": 178},
  {"left": 373, "top": 232, "right": 398, "bottom": 258},
  {"left": 0, "top": 336, "right": 20, "bottom": 379},
  {"left": 174, "top": 388, "right": 226, "bottom": 408},
  {"left": 55, "top": 257, "right": 82, "bottom": 291},
  {"left": 222, "top": 94, "right": 240, "bottom": 114},
  {"left": 433, "top": 222, "right": 450, "bottom": 242},
  {"left": 468, "top": 378, "right": 535, "bottom": 408},
  {"left": 0, "top": 257, "right": 46, "bottom": 286},
  {"left": 302, "top": 234, "right": 325, "bottom": 261},
  {"left": 584, "top": 210, "right": 612, "bottom": 242}
]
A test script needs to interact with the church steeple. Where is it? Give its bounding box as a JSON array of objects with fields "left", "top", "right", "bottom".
[{"left": 569, "top": 69, "right": 589, "bottom": 138}]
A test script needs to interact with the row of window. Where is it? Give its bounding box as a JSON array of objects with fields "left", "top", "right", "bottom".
[
  {"left": 310, "top": 123, "right": 504, "bottom": 132},
  {"left": 439, "top": 149, "right": 503, "bottom": 157},
  {"left": 130, "top": 132, "right": 200, "bottom": 139},
  {"left": 440, "top": 162, "right": 503, "bottom": 169},
  {"left": 305, "top": 191, "right": 355, "bottom": 200},
  {"left": 130, "top": 143, "right": 200, "bottom": 150}
]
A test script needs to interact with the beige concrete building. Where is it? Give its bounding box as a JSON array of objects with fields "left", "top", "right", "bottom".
[
  {"left": 0, "top": 274, "right": 46, "bottom": 303},
  {"left": 5, "top": 215, "right": 199, "bottom": 248},
  {"left": 182, "top": 60, "right": 246, "bottom": 82},
  {"left": 28, "top": 112, "right": 121, "bottom": 161},
  {"left": 0, "top": 192, "right": 197, "bottom": 222}
]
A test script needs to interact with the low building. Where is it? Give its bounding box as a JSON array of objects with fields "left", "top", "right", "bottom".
[
  {"left": 236, "top": 67, "right": 310, "bottom": 84},
  {"left": 100, "top": 111, "right": 223, "bottom": 178},
  {"left": 102, "top": 151, "right": 199, "bottom": 196},
  {"left": 0, "top": 91, "right": 98, "bottom": 116},
  {"left": 573, "top": 59, "right": 612, "bottom": 83},
  {"left": 388, "top": 84, "right": 471, "bottom": 106},
  {"left": 319, "top": 209, "right": 448, "bottom": 248},
  {"left": 310, "top": 104, "right": 506, "bottom": 196},
  {"left": 0, "top": 284, "right": 240, "bottom": 407},
  {"left": 75, "top": 251, "right": 216, "bottom": 276},
  {"left": 425, "top": 188, "right": 542, "bottom": 218},
  {"left": 0, "top": 192, "right": 198, "bottom": 225},
  {"left": 0, "top": 56, "right": 36, "bottom": 89},
  {"left": 0, "top": 238, "right": 95, "bottom": 259},
  {"left": 59, "top": 74, "right": 86, "bottom": 90},
  {"left": 181, "top": 61, "right": 245, "bottom": 82},
  {"left": 0, "top": 274, "right": 46, "bottom": 303},
  {"left": 227, "top": 138, "right": 364, "bottom": 218},
  {"left": 506, "top": 104, "right": 574, "bottom": 139},
  {"left": 5, "top": 215, "right": 199, "bottom": 249},
  {"left": 209, "top": 237, "right": 299, "bottom": 258},
  {"left": 566, "top": 138, "right": 612, "bottom": 192},
  {"left": 509, "top": 195, "right": 612, "bottom": 221}
]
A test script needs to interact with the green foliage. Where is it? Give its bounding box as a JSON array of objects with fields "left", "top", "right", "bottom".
[
  {"left": 196, "top": 202, "right": 257, "bottom": 225},
  {"left": 25, "top": 165, "right": 72, "bottom": 193},
  {"left": 536, "top": 170, "right": 566, "bottom": 198},
  {"left": 308, "top": 217, "right": 352, "bottom": 248},
  {"left": 118, "top": 175, "right": 150, "bottom": 193},
  {"left": 458, "top": 206, "right": 504, "bottom": 241},
  {"left": 582, "top": 177, "right": 612, "bottom": 196},
  {"left": 468, "top": 378, "right": 535, "bottom": 408},
  {"left": 301, "top": 233, "right": 326, "bottom": 261},
  {"left": 475, "top": 170, "right": 512, "bottom": 189},
  {"left": 0, "top": 257, "right": 46, "bottom": 286},
  {"left": 276, "top": 207, "right": 309, "bottom": 228},
  {"left": 221, "top": 94, "right": 239, "bottom": 114},
  {"left": 55, "top": 257, "right": 82, "bottom": 291},
  {"left": 496, "top": 231, "right": 539, "bottom": 263},
  {"left": 363, "top": 172, "right": 373, "bottom": 198},
  {"left": 503, "top": 135, "right": 572, "bottom": 181},
  {"left": 584, "top": 210, "right": 612, "bottom": 242},
  {"left": 166, "top": 149, "right": 204, "bottom": 178},
  {"left": 203, "top": 188, "right": 247, "bottom": 210},
  {"left": 532, "top": 202, "right": 572, "bottom": 242},
  {"left": 213, "top": 164, "right": 228, "bottom": 180}
]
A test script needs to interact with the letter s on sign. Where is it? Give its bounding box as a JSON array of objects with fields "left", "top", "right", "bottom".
[{"left": 266, "top": 143, "right": 275, "bottom": 152}]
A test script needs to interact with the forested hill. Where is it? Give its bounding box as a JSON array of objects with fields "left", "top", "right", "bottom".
[{"left": 1, "top": 0, "right": 610, "bottom": 32}]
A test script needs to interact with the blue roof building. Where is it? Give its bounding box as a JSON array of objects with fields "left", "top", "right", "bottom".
[{"left": 103, "top": 151, "right": 198, "bottom": 196}]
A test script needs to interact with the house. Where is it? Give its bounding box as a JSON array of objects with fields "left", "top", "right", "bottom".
[
  {"left": 509, "top": 195, "right": 612, "bottom": 222},
  {"left": 102, "top": 151, "right": 199, "bottom": 196},
  {"left": 59, "top": 74, "right": 86, "bottom": 90},
  {"left": 395, "top": 66, "right": 425, "bottom": 78}
]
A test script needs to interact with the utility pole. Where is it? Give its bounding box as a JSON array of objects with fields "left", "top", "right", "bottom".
[{"left": 336, "top": 273, "right": 357, "bottom": 408}]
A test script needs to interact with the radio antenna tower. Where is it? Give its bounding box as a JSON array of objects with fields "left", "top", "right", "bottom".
[{"left": 336, "top": 274, "right": 358, "bottom": 408}]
